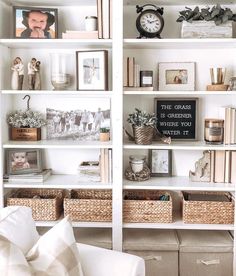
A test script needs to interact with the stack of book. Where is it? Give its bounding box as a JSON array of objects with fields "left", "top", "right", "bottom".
[
  {"left": 97, "top": 0, "right": 112, "bottom": 39},
  {"left": 123, "top": 57, "right": 153, "bottom": 91},
  {"left": 219, "top": 106, "right": 236, "bottom": 144},
  {"left": 4, "top": 169, "right": 52, "bottom": 183},
  {"left": 99, "top": 148, "right": 112, "bottom": 183},
  {"left": 210, "top": 151, "right": 236, "bottom": 183},
  {"left": 62, "top": 30, "right": 98, "bottom": 39}
]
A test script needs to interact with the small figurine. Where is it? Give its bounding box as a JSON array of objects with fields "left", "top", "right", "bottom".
[
  {"left": 27, "top": 58, "right": 37, "bottom": 90},
  {"left": 34, "top": 60, "right": 41, "bottom": 90},
  {"left": 189, "top": 151, "right": 211, "bottom": 182},
  {"left": 11, "top": 57, "right": 24, "bottom": 90}
]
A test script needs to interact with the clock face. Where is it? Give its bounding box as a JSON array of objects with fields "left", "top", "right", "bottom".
[{"left": 140, "top": 12, "right": 161, "bottom": 33}]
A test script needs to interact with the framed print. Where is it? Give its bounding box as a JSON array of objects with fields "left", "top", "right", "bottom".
[
  {"left": 76, "top": 50, "right": 108, "bottom": 91},
  {"left": 149, "top": 149, "right": 172, "bottom": 177},
  {"left": 6, "top": 149, "right": 42, "bottom": 175},
  {"left": 46, "top": 97, "right": 110, "bottom": 141},
  {"left": 158, "top": 62, "right": 195, "bottom": 91},
  {"left": 155, "top": 97, "right": 198, "bottom": 140},
  {"left": 13, "top": 6, "right": 58, "bottom": 39}
]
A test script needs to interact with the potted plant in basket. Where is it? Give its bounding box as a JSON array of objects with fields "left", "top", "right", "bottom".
[
  {"left": 99, "top": 127, "right": 110, "bottom": 142},
  {"left": 127, "top": 108, "right": 157, "bottom": 145},
  {"left": 177, "top": 4, "right": 236, "bottom": 38},
  {"left": 7, "top": 109, "right": 46, "bottom": 141}
]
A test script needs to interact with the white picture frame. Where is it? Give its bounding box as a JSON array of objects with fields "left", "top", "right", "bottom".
[{"left": 158, "top": 62, "right": 195, "bottom": 91}]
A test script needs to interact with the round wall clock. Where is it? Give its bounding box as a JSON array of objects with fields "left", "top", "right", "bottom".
[{"left": 136, "top": 4, "right": 164, "bottom": 39}]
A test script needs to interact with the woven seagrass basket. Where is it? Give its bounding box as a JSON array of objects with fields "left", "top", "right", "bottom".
[
  {"left": 123, "top": 190, "right": 172, "bottom": 223},
  {"left": 133, "top": 126, "right": 154, "bottom": 145},
  {"left": 7, "top": 189, "right": 64, "bottom": 221},
  {"left": 182, "top": 191, "right": 234, "bottom": 224},
  {"left": 64, "top": 189, "right": 112, "bottom": 222}
]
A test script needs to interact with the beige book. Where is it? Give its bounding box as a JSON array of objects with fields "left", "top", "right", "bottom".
[
  {"left": 108, "top": 148, "right": 112, "bottom": 183},
  {"left": 124, "top": 86, "right": 154, "bottom": 91},
  {"left": 231, "top": 151, "right": 236, "bottom": 183},
  {"left": 97, "top": 0, "right": 103, "bottom": 38},
  {"left": 224, "top": 150, "right": 231, "bottom": 183},
  {"left": 104, "top": 149, "right": 109, "bottom": 183},
  {"left": 62, "top": 31, "right": 98, "bottom": 39},
  {"left": 224, "top": 107, "right": 231, "bottom": 145},
  {"left": 99, "top": 149, "right": 105, "bottom": 183},
  {"left": 109, "top": 0, "right": 112, "bottom": 38},
  {"left": 210, "top": 150, "right": 215, "bottom": 183},
  {"left": 230, "top": 108, "right": 235, "bottom": 144},
  {"left": 127, "top": 57, "right": 134, "bottom": 87},
  {"left": 102, "top": 0, "right": 110, "bottom": 39},
  {"left": 134, "top": 64, "right": 140, "bottom": 87},
  {"left": 214, "top": 150, "right": 225, "bottom": 183},
  {"left": 123, "top": 58, "right": 128, "bottom": 87}
]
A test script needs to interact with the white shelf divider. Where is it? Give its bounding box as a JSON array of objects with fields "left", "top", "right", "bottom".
[
  {"left": 4, "top": 174, "right": 113, "bottom": 189},
  {"left": 3, "top": 140, "right": 113, "bottom": 149},
  {"left": 123, "top": 176, "right": 235, "bottom": 192}
]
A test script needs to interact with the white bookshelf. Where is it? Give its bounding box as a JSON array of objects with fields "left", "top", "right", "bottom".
[{"left": 0, "top": 0, "right": 236, "bottom": 270}]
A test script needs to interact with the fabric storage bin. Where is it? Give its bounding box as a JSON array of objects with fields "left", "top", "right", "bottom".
[
  {"left": 177, "top": 230, "right": 233, "bottom": 276},
  {"left": 64, "top": 189, "right": 112, "bottom": 222},
  {"left": 74, "top": 228, "right": 112, "bottom": 249},
  {"left": 7, "top": 188, "right": 64, "bottom": 221},
  {"left": 123, "top": 190, "right": 172, "bottom": 223},
  {"left": 182, "top": 191, "right": 234, "bottom": 224},
  {"left": 123, "top": 229, "right": 179, "bottom": 276}
]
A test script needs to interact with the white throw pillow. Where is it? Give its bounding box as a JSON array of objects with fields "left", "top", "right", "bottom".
[
  {"left": 0, "top": 206, "right": 39, "bottom": 255},
  {"left": 0, "top": 235, "right": 31, "bottom": 276},
  {"left": 27, "top": 216, "right": 84, "bottom": 276}
]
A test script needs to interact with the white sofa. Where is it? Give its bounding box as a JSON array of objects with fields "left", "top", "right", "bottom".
[
  {"left": 78, "top": 243, "right": 145, "bottom": 276},
  {"left": 0, "top": 206, "right": 145, "bottom": 276}
]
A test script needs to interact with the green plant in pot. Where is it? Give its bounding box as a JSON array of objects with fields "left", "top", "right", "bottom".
[
  {"left": 127, "top": 108, "right": 157, "bottom": 145},
  {"left": 99, "top": 127, "right": 110, "bottom": 142},
  {"left": 177, "top": 4, "right": 236, "bottom": 25},
  {"left": 7, "top": 109, "right": 46, "bottom": 141}
]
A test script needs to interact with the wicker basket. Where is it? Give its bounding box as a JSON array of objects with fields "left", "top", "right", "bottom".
[
  {"left": 133, "top": 126, "right": 154, "bottom": 145},
  {"left": 123, "top": 190, "right": 172, "bottom": 223},
  {"left": 7, "top": 189, "right": 64, "bottom": 221},
  {"left": 64, "top": 189, "right": 112, "bottom": 222},
  {"left": 182, "top": 191, "right": 234, "bottom": 224}
]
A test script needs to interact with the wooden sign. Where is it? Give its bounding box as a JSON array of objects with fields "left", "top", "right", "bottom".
[{"left": 155, "top": 98, "right": 198, "bottom": 140}]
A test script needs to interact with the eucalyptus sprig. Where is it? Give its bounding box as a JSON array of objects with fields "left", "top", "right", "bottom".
[
  {"left": 7, "top": 109, "right": 46, "bottom": 128},
  {"left": 127, "top": 108, "right": 157, "bottom": 128},
  {"left": 177, "top": 4, "right": 236, "bottom": 25}
]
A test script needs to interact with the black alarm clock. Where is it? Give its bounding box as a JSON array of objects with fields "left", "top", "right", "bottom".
[{"left": 136, "top": 4, "right": 164, "bottom": 39}]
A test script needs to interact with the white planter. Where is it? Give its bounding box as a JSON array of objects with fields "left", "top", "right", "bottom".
[{"left": 181, "top": 21, "right": 233, "bottom": 38}]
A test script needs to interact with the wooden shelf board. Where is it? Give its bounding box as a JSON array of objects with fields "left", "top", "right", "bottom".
[
  {"left": 124, "top": 91, "right": 236, "bottom": 95},
  {"left": 123, "top": 212, "right": 234, "bottom": 230},
  {"left": 3, "top": 140, "right": 113, "bottom": 149},
  {"left": 4, "top": 174, "right": 112, "bottom": 189},
  {"left": 123, "top": 39, "right": 236, "bottom": 49},
  {"left": 123, "top": 140, "right": 236, "bottom": 150},
  {"left": 1, "top": 90, "right": 113, "bottom": 97},
  {"left": 0, "top": 39, "right": 112, "bottom": 49},
  {"left": 123, "top": 176, "right": 235, "bottom": 192},
  {"left": 124, "top": 0, "right": 235, "bottom": 6}
]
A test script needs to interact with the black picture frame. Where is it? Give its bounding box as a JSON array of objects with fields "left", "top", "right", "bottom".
[
  {"left": 154, "top": 97, "right": 198, "bottom": 140},
  {"left": 6, "top": 149, "right": 43, "bottom": 175},
  {"left": 13, "top": 6, "right": 58, "bottom": 39},
  {"left": 149, "top": 149, "right": 172, "bottom": 177}
]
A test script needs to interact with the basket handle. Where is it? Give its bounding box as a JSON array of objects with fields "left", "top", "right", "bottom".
[{"left": 197, "top": 259, "right": 220, "bottom": 265}]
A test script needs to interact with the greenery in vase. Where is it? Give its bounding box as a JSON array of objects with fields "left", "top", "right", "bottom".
[
  {"left": 100, "top": 127, "right": 110, "bottom": 133},
  {"left": 127, "top": 108, "right": 157, "bottom": 128},
  {"left": 177, "top": 4, "right": 236, "bottom": 25},
  {"left": 7, "top": 110, "right": 46, "bottom": 128}
]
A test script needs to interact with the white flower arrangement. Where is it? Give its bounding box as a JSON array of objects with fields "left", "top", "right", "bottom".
[{"left": 7, "top": 110, "right": 46, "bottom": 128}]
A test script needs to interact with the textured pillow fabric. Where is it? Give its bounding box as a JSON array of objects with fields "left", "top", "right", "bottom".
[
  {"left": 26, "top": 216, "right": 84, "bottom": 276},
  {"left": 0, "top": 235, "right": 31, "bottom": 276},
  {"left": 0, "top": 206, "right": 39, "bottom": 255}
]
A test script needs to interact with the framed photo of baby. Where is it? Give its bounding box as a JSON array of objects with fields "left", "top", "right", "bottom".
[
  {"left": 6, "top": 149, "right": 42, "bottom": 175},
  {"left": 158, "top": 62, "right": 195, "bottom": 91},
  {"left": 13, "top": 6, "right": 58, "bottom": 39}
]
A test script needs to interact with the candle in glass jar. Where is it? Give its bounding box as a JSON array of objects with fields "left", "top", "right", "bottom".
[
  {"left": 129, "top": 155, "right": 146, "bottom": 173},
  {"left": 204, "top": 119, "right": 224, "bottom": 144},
  {"left": 85, "top": 16, "right": 98, "bottom": 31}
]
